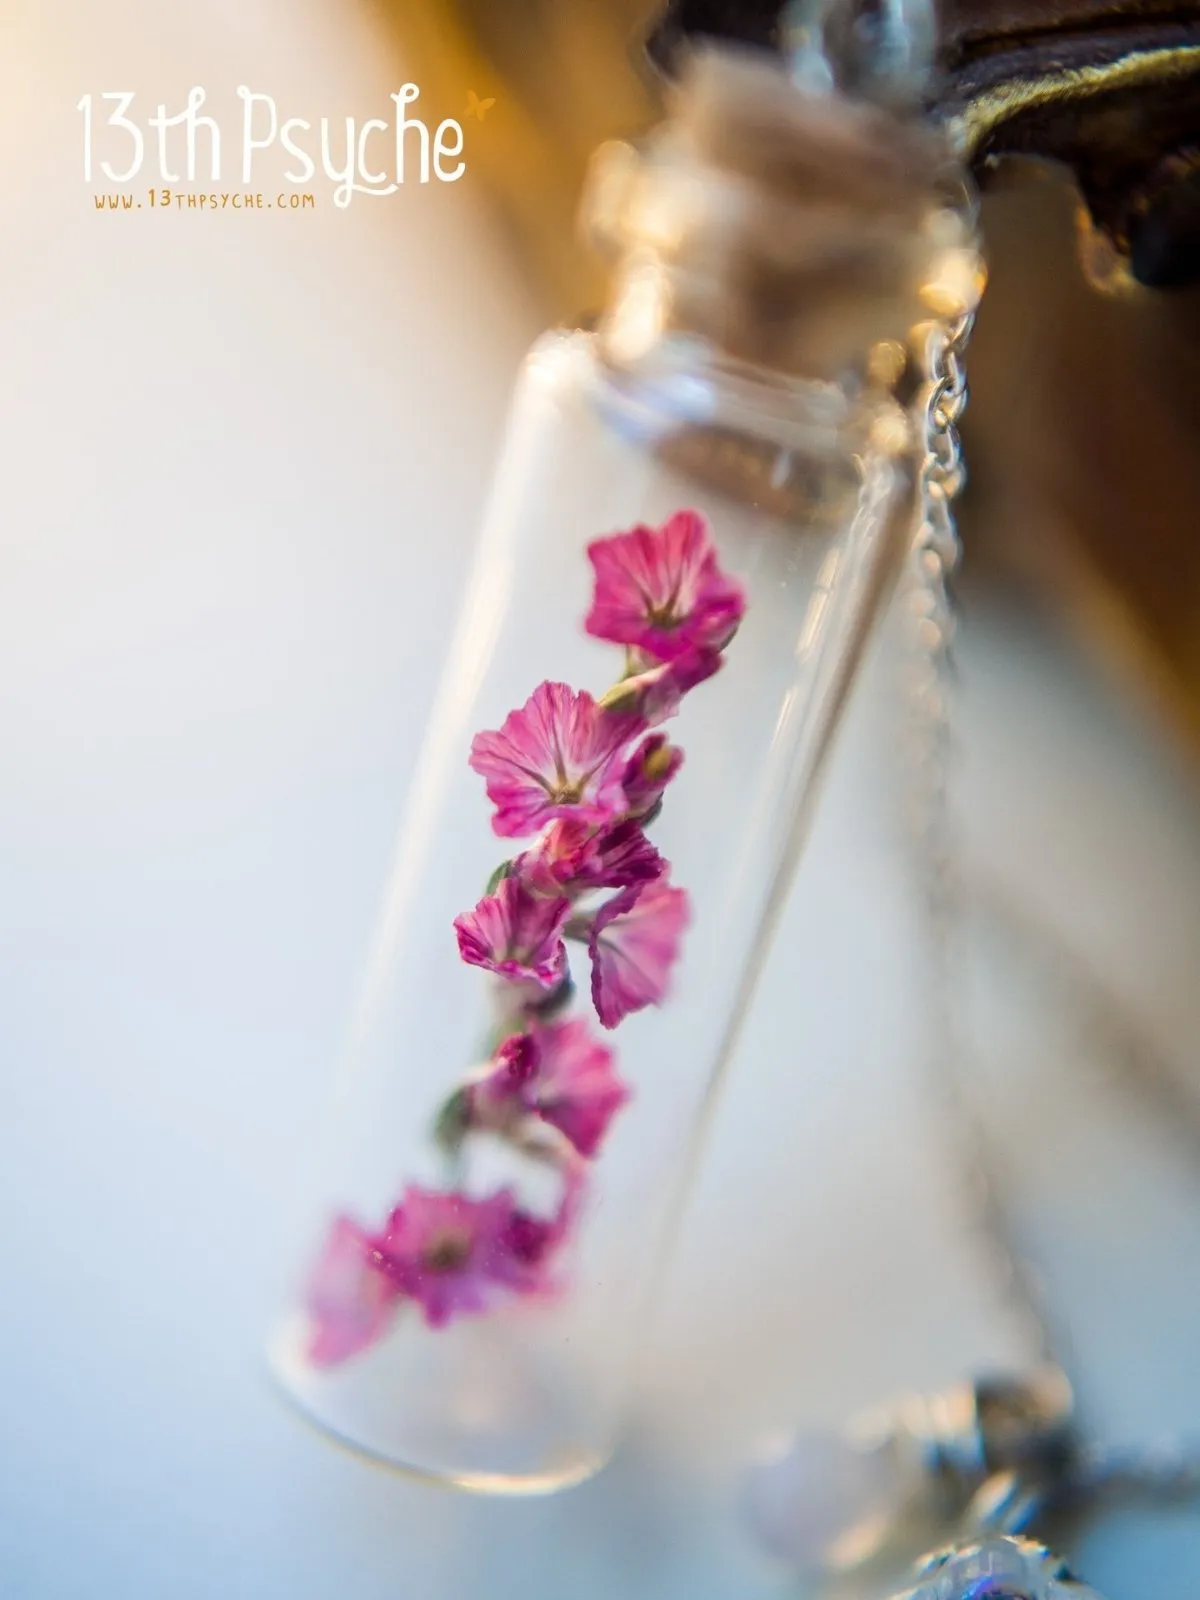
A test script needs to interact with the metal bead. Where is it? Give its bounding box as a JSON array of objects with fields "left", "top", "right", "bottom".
[{"left": 896, "top": 1536, "right": 1107, "bottom": 1600}]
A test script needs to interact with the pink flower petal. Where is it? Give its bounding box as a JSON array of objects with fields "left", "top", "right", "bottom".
[
  {"left": 454, "top": 877, "right": 570, "bottom": 990},
  {"left": 517, "top": 817, "right": 664, "bottom": 896},
  {"left": 492, "top": 1031, "right": 540, "bottom": 1089},
  {"left": 474, "top": 1018, "right": 631, "bottom": 1158},
  {"left": 585, "top": 510, "right": 746, "bottom": 663},
  {"left": 469, "top": 681, "right": 646, "bottom": 839},
  {"left": 584, "top": 821, "right": 666, "bottom": 890},
  {"left": 532, "top": 1017, "right": 632, "bottom": 1157},
  {"left": 490, "top": 1160, "right": 588, "bottom": 1295},
  {"left": 589, "top": 879, "right": 691, "bottom": 1029},
  {"left": 379, "top": 1183, "right": 569, "bottom": 1327},
  {"left": 490, "top": 1209, "right": 562, "bottom": 1292},
  {"left": 305, "top": 1216, "right": 401, "bottom": 1367},
  {"left": 380, "top": 1186, "right": 517, "bottom": 1329}
]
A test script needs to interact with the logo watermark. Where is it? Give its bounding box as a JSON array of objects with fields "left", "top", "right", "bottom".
[{"left": 78, "top": 84, "right": 475, "bottom": 210}]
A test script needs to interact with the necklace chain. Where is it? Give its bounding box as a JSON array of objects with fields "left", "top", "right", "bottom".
[{"left": 906, "top": 303, "right": 1064, "bottom": 1374}]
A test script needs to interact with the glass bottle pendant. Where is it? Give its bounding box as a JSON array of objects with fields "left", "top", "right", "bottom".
[{"left": 270, "top": 45, "right": 980, "bottom": 1494}]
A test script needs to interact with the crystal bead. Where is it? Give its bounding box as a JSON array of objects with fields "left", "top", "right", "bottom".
[{"left": 901, "top": 1537, "right": 1106, "bottom": 1600}]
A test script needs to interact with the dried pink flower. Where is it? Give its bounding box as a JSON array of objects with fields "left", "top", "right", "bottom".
[
  {"left": 469, "top": 681, "right": 645, "bottom": 839},
  {"left": 588, "top": 879, "right": 691, "bottom": 1029},
  {"left": 305, "top": 1216, "right": 401, "bottom": 1367},
  {"left": 517, "top": 817, "right": 664, "bottom": 897},
  {"left": 585, "top": 510, "right": 746, "bottom": 663},
  {"left": 454, "top": 876, "right": 570, "bottom": 990},
  {"left": 474, "top": 1017, "right": 631, "bottom": 1158},
  {"left": 379, "top": 1184, "right": 563, "bottom": 1327},
  {"left": 530, "top": 1019, "right": 632, "bottom": 1157}
]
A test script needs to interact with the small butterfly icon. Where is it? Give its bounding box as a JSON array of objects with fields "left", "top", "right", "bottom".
[{"left": 465, "top": 89, "right": 496, "bottom": 121}]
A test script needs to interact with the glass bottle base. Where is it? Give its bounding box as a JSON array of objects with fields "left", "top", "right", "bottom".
[{"left": 267, "top": 1314, "right": 611, "bottom": 1496}]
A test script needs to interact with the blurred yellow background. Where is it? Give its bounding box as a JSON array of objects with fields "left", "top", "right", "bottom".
[{"left": 375, "top": 0, "right": 661, "bottom": 312}]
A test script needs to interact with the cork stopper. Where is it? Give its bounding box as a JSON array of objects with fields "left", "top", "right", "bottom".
[{"left": 585, "top": 49, "right": 984, "bottom": 384}]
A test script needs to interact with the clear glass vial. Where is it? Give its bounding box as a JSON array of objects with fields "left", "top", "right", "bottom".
[{"left": 271, "top": 46, "right": 980, "bottom": 1493}]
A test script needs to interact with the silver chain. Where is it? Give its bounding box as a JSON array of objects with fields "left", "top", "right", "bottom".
[{"left": 904, "top": 303, "right": 1063, "bottom": 1375}]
